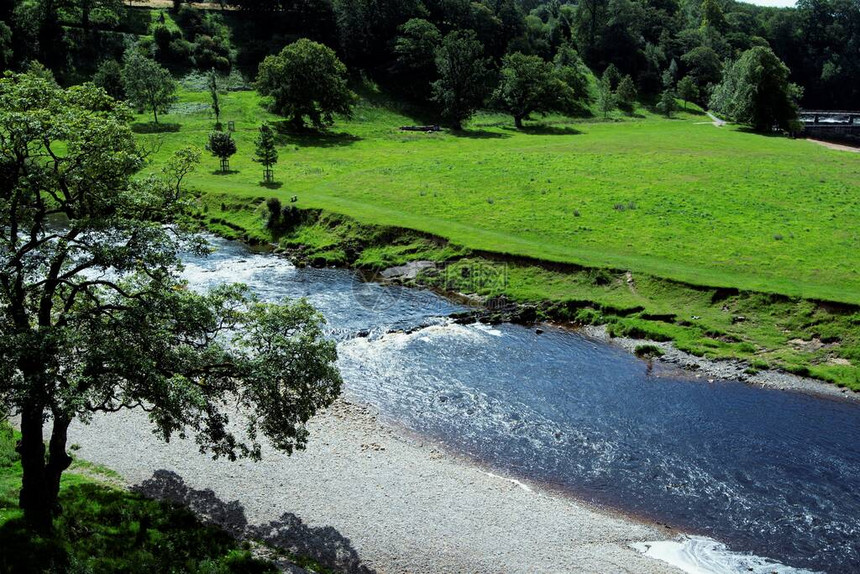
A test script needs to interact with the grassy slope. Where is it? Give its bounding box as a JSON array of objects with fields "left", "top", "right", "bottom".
[
  {"left": 138, "top": 87, "right": 860, "bottom": 304},
  {"left": 134, "top": 87, "right": 860, "bottom": 389}
]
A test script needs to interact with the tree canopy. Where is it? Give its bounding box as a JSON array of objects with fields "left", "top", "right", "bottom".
[
  {"left": 0, "top": 72, "right": 342, "bottom": 531},
  {"left": 431, "top": 30, "right": 492, "bottom": 130},
  {"left": 207, "top": 130, "right": 237, "bottom": 172},
  {"left": 121, "top": 51, "right": 178, "bottom": 124},
  {"left": 709, "top": 46, "right": 801, "bottom": 131},
  {"left": 493, "top": 51, "right": 582, "bottom": 128},
  {"left": 256, "top": 38, "right": 355, "bottom": 129}
]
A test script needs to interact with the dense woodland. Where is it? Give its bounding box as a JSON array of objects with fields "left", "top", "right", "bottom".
[{"left": 0, "top": 0, "right": 857, "bottom": 112}]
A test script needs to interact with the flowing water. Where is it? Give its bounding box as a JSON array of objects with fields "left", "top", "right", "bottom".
[{"left": 182, "top": 236, "right": 860, "bottom": 574}]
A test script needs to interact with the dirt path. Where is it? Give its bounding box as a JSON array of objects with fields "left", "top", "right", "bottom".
[
  {"left": 67, "top": 399, "right": 680, "bottom": 574},
  {"left": 705, "top": 112, "right": 726, "bottom": 127},
  {"left": 807, "top": 138, "right": 860, "bottom": 153}
]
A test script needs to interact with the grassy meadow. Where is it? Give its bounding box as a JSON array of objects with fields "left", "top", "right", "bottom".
[
  {"left": 138, "top": 86, "right": 860, "bottom": 303},
  {"left": 132, "top": 84, "right": 860, "bottom": 389}
]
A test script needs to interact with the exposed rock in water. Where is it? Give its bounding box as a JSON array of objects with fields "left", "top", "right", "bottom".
[{"left": 380, "top": 261, "right": 437, "bottom": 281}]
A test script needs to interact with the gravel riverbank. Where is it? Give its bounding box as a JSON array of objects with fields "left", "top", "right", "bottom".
[
  {"left": 579, "top": 324, "right": 860, "bottom": 403},
  {"left": 67, "top": 398, "right": 681, "bottom": 574}
]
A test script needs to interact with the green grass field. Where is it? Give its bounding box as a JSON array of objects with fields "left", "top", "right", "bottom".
[
  {"left": 131, "top": 85, "right": 860, "bottom": 389},
  {"left": 137, "top": 86, "right": 860, "bottom": 304}
]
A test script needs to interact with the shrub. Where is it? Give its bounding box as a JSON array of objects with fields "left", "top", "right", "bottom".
[
  {"left": 153, "top": 25, "right": 173, "bottom": 53},
  {"left": 206, "top": 131, "right": 236, "bottom": 172},
  {"left": 92, "top": 59, "right": 125, "bottom": 100},
  {"left": 635, "top": 344, "right": 665, "bottom": 358},
  {"left": 265, "top": 197, "right": 282, "bottom": 228}
]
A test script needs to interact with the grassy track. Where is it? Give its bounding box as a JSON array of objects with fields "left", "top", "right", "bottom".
[{"left": 138, "top": 87, "right": 860, "bottom": 304}]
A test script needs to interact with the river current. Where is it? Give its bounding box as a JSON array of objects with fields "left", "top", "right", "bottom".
[{"left": 181, "top": 236, "right": 860, "bottom": 574}]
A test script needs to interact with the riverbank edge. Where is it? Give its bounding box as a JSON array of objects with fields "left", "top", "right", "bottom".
[{"left": 188, "top": 194, "right": 860, "bottom": 396}]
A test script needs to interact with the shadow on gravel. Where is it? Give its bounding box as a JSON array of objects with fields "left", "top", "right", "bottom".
[{"left": 134, "top": 469, "right": 376, "bottom": 574}]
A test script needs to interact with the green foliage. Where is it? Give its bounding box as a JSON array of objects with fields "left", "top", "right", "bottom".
[
  {"left": 681, "top": 46, "right": 721, "bottom": 95},
  {"left": 256, "top": 39, "right": 354, "bottom": 129},
  {"left": 0, "top": 434, "right": 276, "bottom": 574},
  {"left": 393, "top": 18, "right": 441, "bottom": 101},
  {"left": 634, "top": 344, "right": 665, "bottom": 359},
  {"left": 431, "top": 30, "right": 492, "bottom": 130},
  {"left": 93, "top": 59, "right": 125, "bottom": 100},
  {"left": 207, "top": 130, "right": 237, "bottom": 171},
  {"left": 701, "top": 0, "right": 727, "bottom": 32},
  {"left": 209, "top": 69, "right": 221, "bottom": 126},
  {"left": 657, "top": 88, "right": 677, "bottom": 117},
  {"left": 493, "top": 52, "right": 578, "bottom": 128},
  {"left": 0, "top": 22, "right": 12, "bottom": 69},
  {"left": 122, "top": 51, "right": 178, "bottom": 124},
  {"left": 266, "top": 197, "right": 282, "bottom": 229},
  {"left": 0, "top": 73, "right": 342, "bottom": 530},
  {"left": 596, "top": 74, "right": 615, "bottom": 119},
  {"left": 709, "top": 46, "right": 801, "bottom": 132},
  {"left": 676, "top": 75, "right": 699, "bottom": 110},
  {"left": 552, "top": 43, "right": 592, "bottom": 110},
  {"left": 615, "top": 74, "right": 637, "bottom": 114},
  {"left": 254, "top": 123, "right": 278, "bottom": 182}
]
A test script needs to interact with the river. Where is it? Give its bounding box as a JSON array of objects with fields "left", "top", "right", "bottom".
[{"left": 181, "top": 235, "right": 860, "bottom": 574}]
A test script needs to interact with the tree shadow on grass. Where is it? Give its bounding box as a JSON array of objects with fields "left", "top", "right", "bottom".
[
  {"left": 0, "top": 480, "right": 271, "bottom": 574},
  {"left": 210, "top": 170, "right": 241, "bottom": 176},
  {"left": 134, "top": 469, "right": 376, "bottom": 574},
  {"left": 448, "top": 128, "right": 510, "bottom": 139},
  {"left": 271, "top": 121, "right": 361, "bottom": 148},
  {"left": 502, "top": 124, "right": 582, "bottom": 136},
  {"left": 735, "top": 126, "right": 791, "bottom": 138},
  {"left": 259, "top": 181, "right": 284, "bottom": 189},
  {"left": 131, "top": 122, "right": 181, "bottom": 134}
]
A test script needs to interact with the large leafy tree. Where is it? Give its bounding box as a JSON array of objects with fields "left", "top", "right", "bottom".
[
  {"left": 392, "top": 18, "right": 441, "bottom": 101},
  {"left": 121, "top": 51, "right": 178, "bottom": 124},
  {"left": 709, "top": 46, "right": 801, "bottom": 132},
  {"left": 0, "top": 72, "right": 342, "bottom": 532},
  {"left": 256, "top": 39, "right": 355, "bottom": 130},
  {"left": 431, "top": 30, "right": 491, "bottom": 130},
  {"left": 493, "top": 52, "right": 578, "bottom": 129}
]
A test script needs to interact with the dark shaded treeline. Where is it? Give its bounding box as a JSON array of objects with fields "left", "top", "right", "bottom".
[{"left": 0, "top": 0, "right": 857, "bottom": 109}]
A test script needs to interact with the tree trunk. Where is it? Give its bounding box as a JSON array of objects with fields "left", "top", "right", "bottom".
[
  {"left": 45, "top": 415, "right": 72, "bottom": 517},
  {"left": 18, "top": 404, "right": 52, "bottom": 533},
  {"left": 514, "top": 115, "right": 524, "bottom": 129},
  {"left": 153, "top": 107, "right": 159, "bottom": 125}
]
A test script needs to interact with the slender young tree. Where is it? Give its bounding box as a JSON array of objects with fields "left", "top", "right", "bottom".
[
  {"left": 209, "top": 69, "right": 221, "bottom": 128},
  {"left": 658, "top": 88, "right": 678, "bottom": 117},
  {"left": 615, "top": 74, "right": 637, "bottom": 114},
  {"left": 0, "top": 73, "right": 342, "bottom": 532},
  {"left": 254, "top": 123, "right": 279, "bottom": 183},
  {"left": 677, "top": 75, "right": 698, "bottom": 110},
  {"left": 596, "top": 74, "right": 615, "bottom": 118}
]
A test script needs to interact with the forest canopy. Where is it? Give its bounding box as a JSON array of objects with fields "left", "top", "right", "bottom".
[{"left": 0, "top": 0, "right": 856, "bottom": 111}]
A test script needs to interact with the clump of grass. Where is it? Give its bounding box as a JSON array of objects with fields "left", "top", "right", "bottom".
[{"left": 634, "top": 344, "right": 665, "bottom": 359}]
